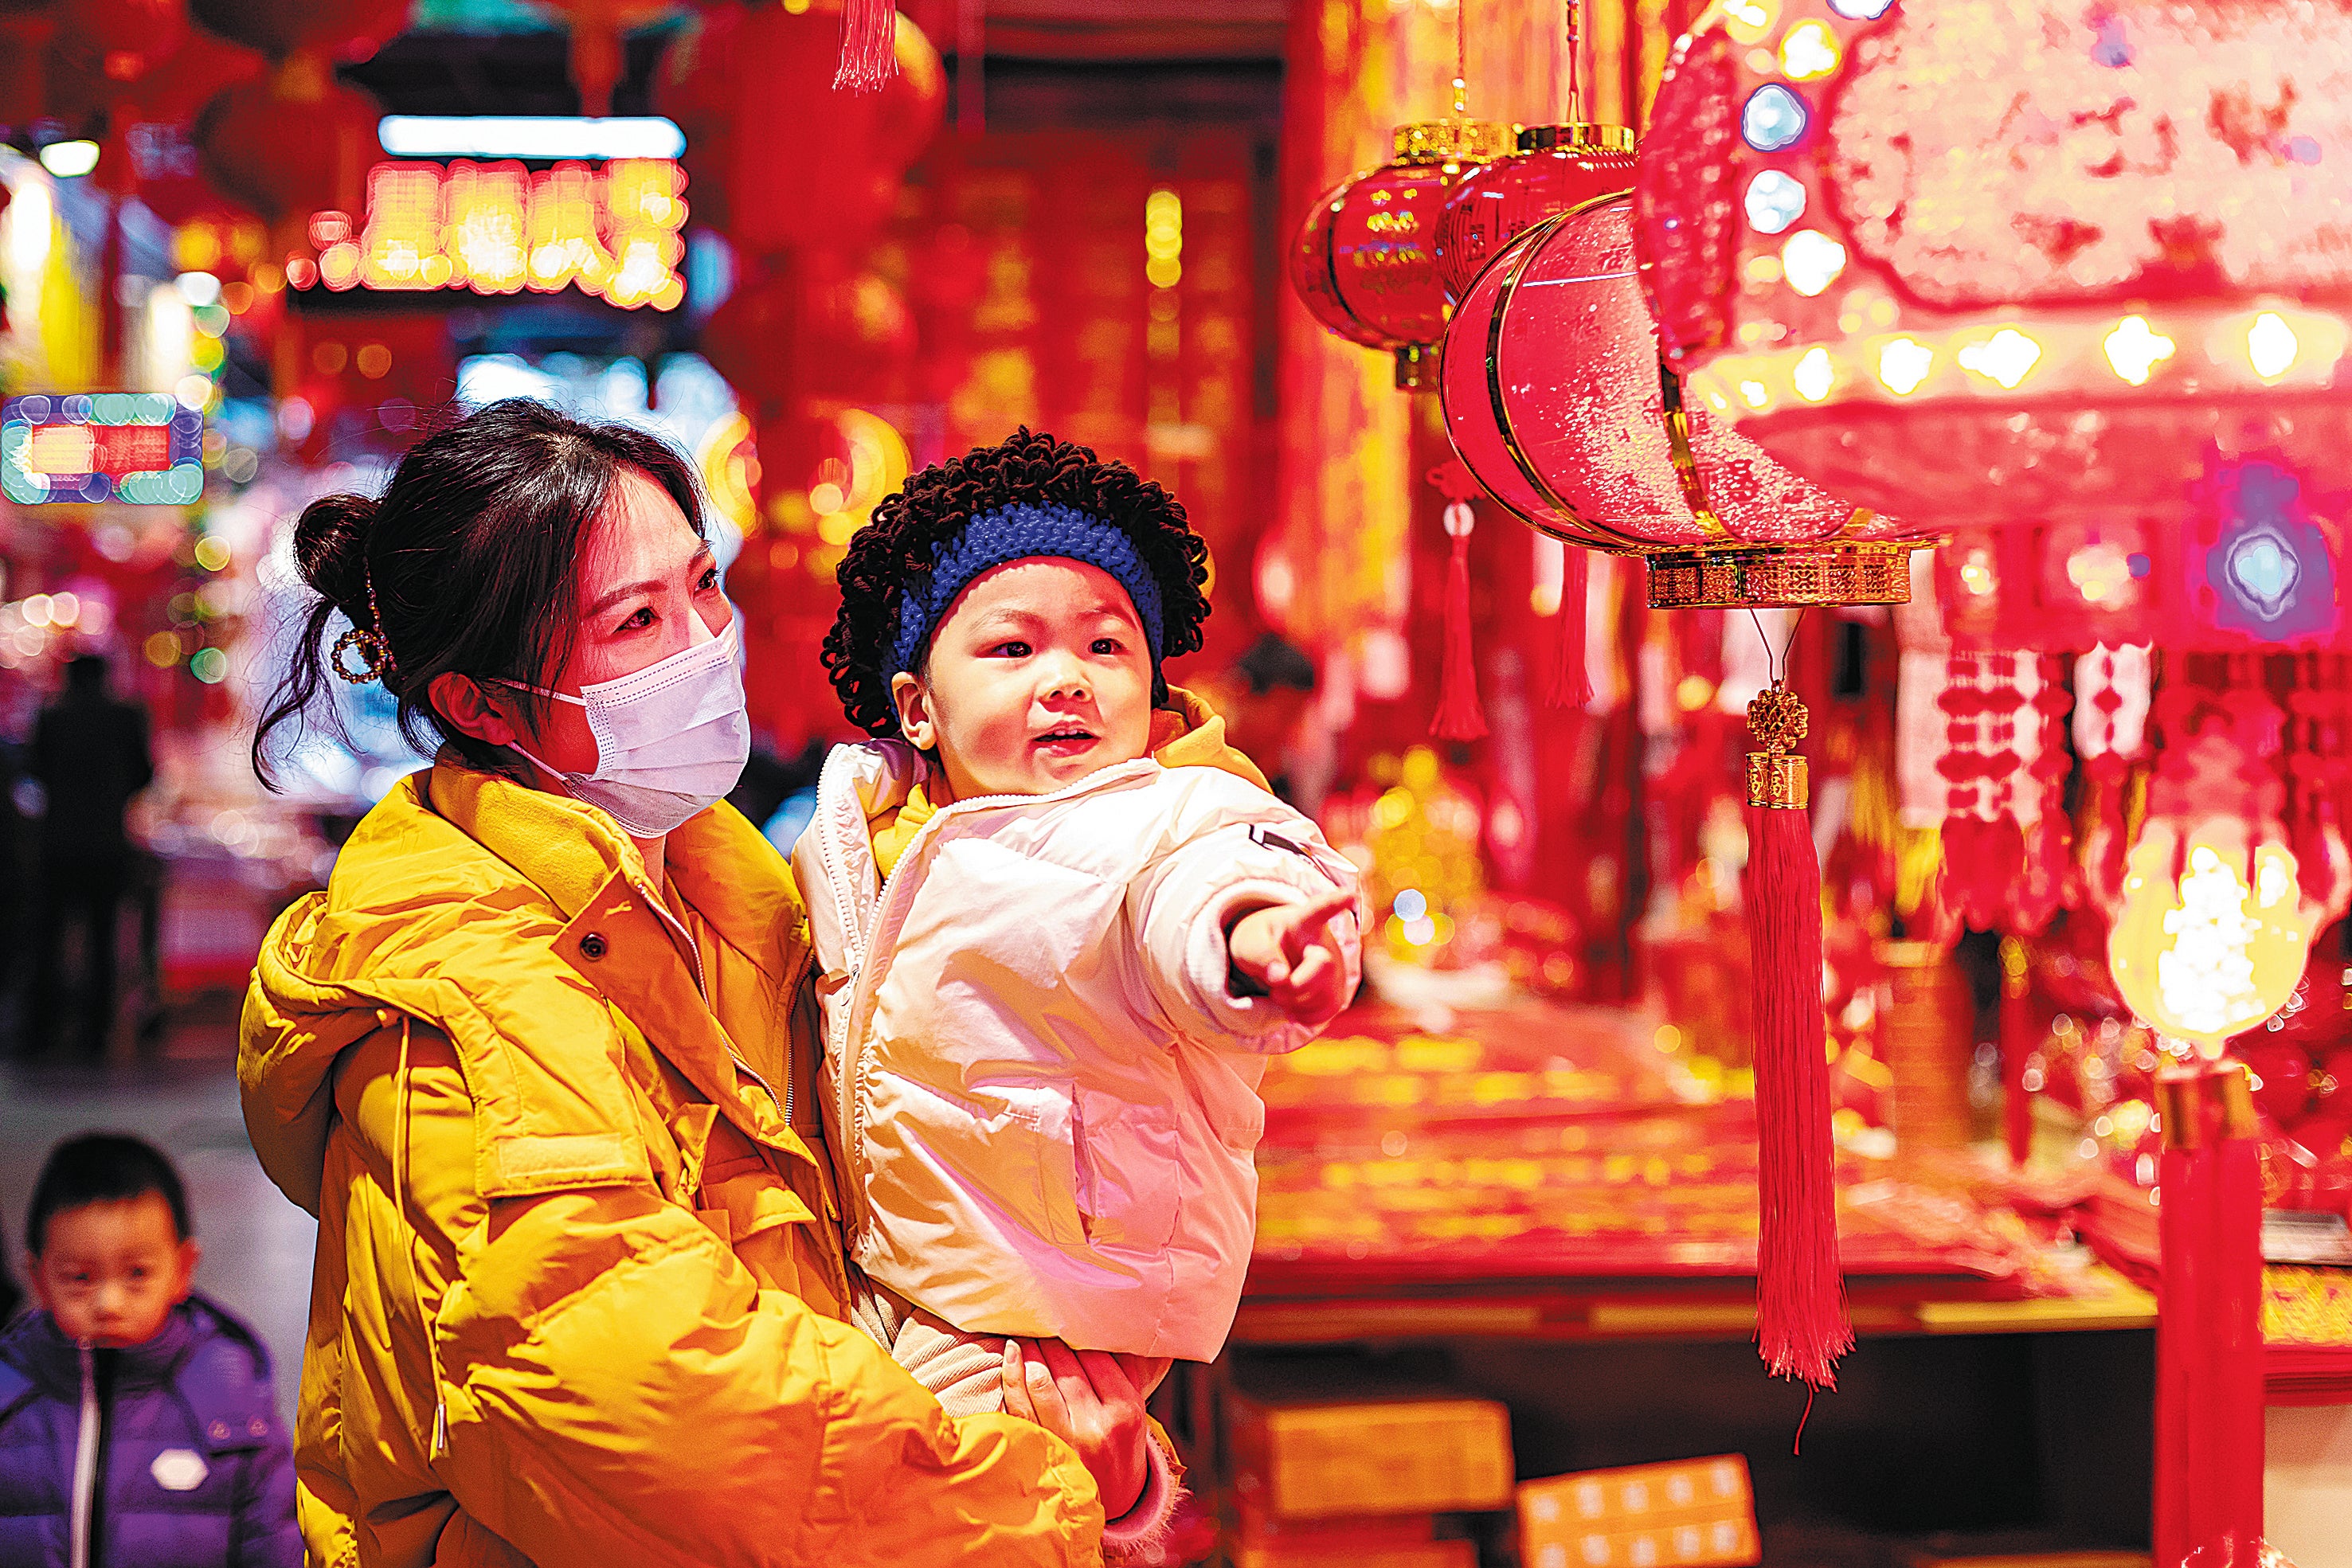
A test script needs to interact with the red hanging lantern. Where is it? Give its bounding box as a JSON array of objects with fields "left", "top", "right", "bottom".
[
  {"left": 53, "top": 0, "right": 190, "bottom": 98},
  {"left": 653, "top": 0, "right": 942, "bottom": 260},
  {"left": 1432, "top": 122, "right": 1635, "bottom": 303},
  {"left": 699, "top": 258, "right": 918, "bottom": 419},
  {"left": 1441, "top": 190, "right": 1916, "bottom": 607},
  {"left": 194, "top": 56, "right": 379, "bottom": 225},
  {"left": 1633, "top": 0, "right": 2352, "bottom": 531},
  {"left": 1440, "top": 186, "right": 1910, "bottom": 1397},
  {"left": 1290, "top": 119, "right": 1513, "bottom": 391}
]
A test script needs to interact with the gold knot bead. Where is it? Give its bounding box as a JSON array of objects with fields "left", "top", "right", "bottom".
[
  {"left": 1746, "top": 685, "right": 1808, "bottom": 753},
  {"left": 1745, "top": 684, "right": 1810, "bottom": 810}
]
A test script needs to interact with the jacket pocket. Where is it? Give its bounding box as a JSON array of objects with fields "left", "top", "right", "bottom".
[
  {"left": 1074, "top": 1089, "right": 1182, "bottom": 1252},
  {"left": 869, "top": 1070, "right": 1088, "bottom": 1252}
]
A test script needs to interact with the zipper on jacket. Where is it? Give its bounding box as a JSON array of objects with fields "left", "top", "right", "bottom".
[
  {"left": 69, "top": 1340, "right": 96, "bottom": 1568},
  {"left": 816, "top": 749, "right": 1162, "bottom": 1249}
]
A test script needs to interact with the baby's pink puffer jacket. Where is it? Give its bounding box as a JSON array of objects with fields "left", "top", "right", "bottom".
[{"left": 793, "top": 716, "right": 1364, "bottom": 1363}]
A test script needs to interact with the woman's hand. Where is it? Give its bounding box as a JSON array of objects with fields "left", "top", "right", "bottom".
[
  {"left": 1227, "top": 886, "right": 1356, "bottom": 1024},
  {"left": 1000, "top": 1339, "right": 1169, "bottom": 1519}
]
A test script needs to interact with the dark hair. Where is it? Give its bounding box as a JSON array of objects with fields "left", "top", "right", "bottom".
[
  {"left": 27, "top": 1133, "right": 191, "bottom": 1256},
  {"left": 824, "top": 427, "right": 1211, "bottom": 737},
  {"left": 252, "top": 399, "right": 709, "bottom": 787}
]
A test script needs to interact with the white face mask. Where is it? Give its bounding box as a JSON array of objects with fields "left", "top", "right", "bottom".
[{"left": 503, "top": 619, "right": 752, "bottom": 837}]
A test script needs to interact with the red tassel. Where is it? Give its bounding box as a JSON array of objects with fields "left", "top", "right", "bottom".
[
  {"left": 1745, "top": 686, "right": 1852, "bottom": 1395},
  {"left": 834, "top": 0, "right": 899, "bottom": 92},
  {"left": 2154, "top": 1062, "right": 2265, "bottom": 1567},
  {"left": 1431, "top": 500, "right": 1488, "bottom": 741},
  {"left": 1548, "top": 547, "right": 1591, "bottom": 710}
]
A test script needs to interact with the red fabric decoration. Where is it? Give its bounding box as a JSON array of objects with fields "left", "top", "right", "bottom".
[
  {"left": 1745, "top": 685, "right": 1852, "bottom": 1394},
  {"left": 2153, "top": 1063, "right": 2264, "bottom": 1568},
  {"left": 1548, "top": 547, "right": 1591, "bottom": 709},
  {"left": 834, "top": 0, "right": 897, "bottom": 91},
  {"left": 1431, "top": 499, "right": 1488, "bottom": 742}
]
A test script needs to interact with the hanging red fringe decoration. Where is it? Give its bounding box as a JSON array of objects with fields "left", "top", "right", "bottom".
[
  {"left": 1744, "top": 682, "right": 1853, "bottom": 1394},
  {"left": 2152, "top": 1061, "right": 2265, "bottom": 1567},
  {"left": 1431, "top": 499, "right": 1489, "bottom": 741},
  {"left": 834, "top": 0, "right": 898, "bottom": 91},
  {"left": 1547, "top": 546, "right": 1591, "bottom": 710}
]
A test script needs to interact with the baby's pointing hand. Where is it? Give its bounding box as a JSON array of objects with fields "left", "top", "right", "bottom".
[{"left": 1227, "top": 886, "right": 1356, "bottom": 1026}]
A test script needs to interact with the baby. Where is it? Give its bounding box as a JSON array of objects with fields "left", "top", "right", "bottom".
[{"left": 796, "top": 429, "right": 1364, "bottom": 1425}]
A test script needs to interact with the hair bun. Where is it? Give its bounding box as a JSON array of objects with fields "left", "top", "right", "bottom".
[{"left": 292, "top": 492, "right": 380, "bottom": 624}]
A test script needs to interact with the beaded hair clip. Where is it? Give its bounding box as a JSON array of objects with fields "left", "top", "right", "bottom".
[{"left": 330, "top": 568, "right": 398, "bottom": 686}]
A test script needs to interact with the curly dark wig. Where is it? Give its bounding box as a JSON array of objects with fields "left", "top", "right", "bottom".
[{"left": 823, "top": 427, "right": 1212, "bottom": 737}]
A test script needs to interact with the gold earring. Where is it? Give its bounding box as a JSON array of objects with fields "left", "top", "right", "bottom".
[{"left": 331, "top": 627, "right": 392, "bottom": 685}]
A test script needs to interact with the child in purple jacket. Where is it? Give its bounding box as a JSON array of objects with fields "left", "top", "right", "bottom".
[{"left": 0, "top": 1134, "right": 299, "bottom": 1568}]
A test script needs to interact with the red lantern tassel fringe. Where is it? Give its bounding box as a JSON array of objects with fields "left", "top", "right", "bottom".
[
  {"left": 1431, "top": 501, "right": 1488, "bottom": 741},
  {"left": 834, "top": 0, "right": 899, "bottom": 91},
  {"left": 1548, "top": 547, "right": 1591, "bottom": 709},
  {"left": 1745, "top": 686, "right": 1852, "bottom": 1400},
  {"left": 2153, "top": 1063, "right": 2265, "bottom": 1566}
]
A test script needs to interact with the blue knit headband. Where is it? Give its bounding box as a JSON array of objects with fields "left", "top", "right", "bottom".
[{"left": 890, "top": 502, "right": 1167, "bottom": 675}]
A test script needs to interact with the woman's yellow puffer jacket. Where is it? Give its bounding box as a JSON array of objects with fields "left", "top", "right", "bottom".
[{"left": 239, "top": 763, "right": 1105, "bottom": 1567}]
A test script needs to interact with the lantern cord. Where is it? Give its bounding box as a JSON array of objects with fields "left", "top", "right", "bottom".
[
  {"left": 1564, "top": 0, "right": 1583, "bottom": 123},
  {"left": 1747, "top": 606, "right": 1805, "bottom": 689},
  {"left": 1453, "top": 0, "right": 1469, "bottom": 117}
]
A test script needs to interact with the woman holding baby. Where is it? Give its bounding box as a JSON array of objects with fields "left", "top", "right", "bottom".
[{"left": 238, "top": 401, "right": 1359, "bottom": 1566}]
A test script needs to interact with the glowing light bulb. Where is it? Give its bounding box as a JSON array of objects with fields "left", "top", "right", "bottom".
[
  {"left": 1739, "top": 380, "right": 1770, "bottom": 409},
  {"left": 2248, "top": 312, "right": 2299, "bottom": 380},
  {"left": 2102, "top": 315, "right": 2174, "bottom": 385},
  {"left": 1957, "top": 328, "right": 2042, "bottom": 389},
  {"left": 1740, "top": 85, "right": 1809, "bottom": 152},
  {"left": 37, "top": 139, "right": 99, "bottom": 178},
  {"left": 2110, "top": 824, "right": 2317, "bottom": 1054},
  {"left": 1876, "top": 337, "right": 1934, "bottom": 395},
  {"left": 1724, "top": 0, "right": 1779, "bottom": 44},
  {"left": 1779, "top": 21, "right": 1841, "bottom": 80},
  {"left": 1779, "top": 229, "right": 1845, "bottom": 296},
  {"left": 1743, "top": 170, "right": 1806, "bottom": 235},
  {"left": 1793, "top": 346, "right": 1834, "bottom": 401}
]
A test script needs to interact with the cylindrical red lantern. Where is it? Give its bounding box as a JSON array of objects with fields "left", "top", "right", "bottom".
[
  {"left": 1290, "top": 119, "right": 1512, "bottom": 391},
  {"left": 1441, "top": 190, "right": 1916, "bottom": 606},
  {"left": 1633, "top": 0, "right": 2352, "bottom": 530},
  {"left": 1432, "top": 122, "right": 1635, "bottom": 303}
]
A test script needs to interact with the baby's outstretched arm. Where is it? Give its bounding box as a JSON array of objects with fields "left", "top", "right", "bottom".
[{"left": 1225, "top": 886, "right": 1356, "bottom": 1026}]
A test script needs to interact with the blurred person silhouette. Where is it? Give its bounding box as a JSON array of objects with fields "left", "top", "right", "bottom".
[
  {"left": 1212, "top": 633, "right": 1318, "bottom": 804},
  {"left": 28, "top": 655, "right": 153, "bottom": 1060}
]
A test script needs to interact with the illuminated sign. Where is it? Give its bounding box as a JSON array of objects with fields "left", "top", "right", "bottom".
[
  {"left": 378, "top": 116, "right": 686, "bottom": 161},
  {"left": 1, "top": 394, "right": 204, "bottom": 505},
  {"left": 303, "top": 158, "right": 687, "bottom": 311}
]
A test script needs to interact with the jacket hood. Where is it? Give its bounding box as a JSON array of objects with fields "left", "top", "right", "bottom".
[
  {"left": 243, "top": 764, "right": 804, "bottom": 1216},
  {"left": 1146, "top": 686, "right": 1272, "bottom": 791}
]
